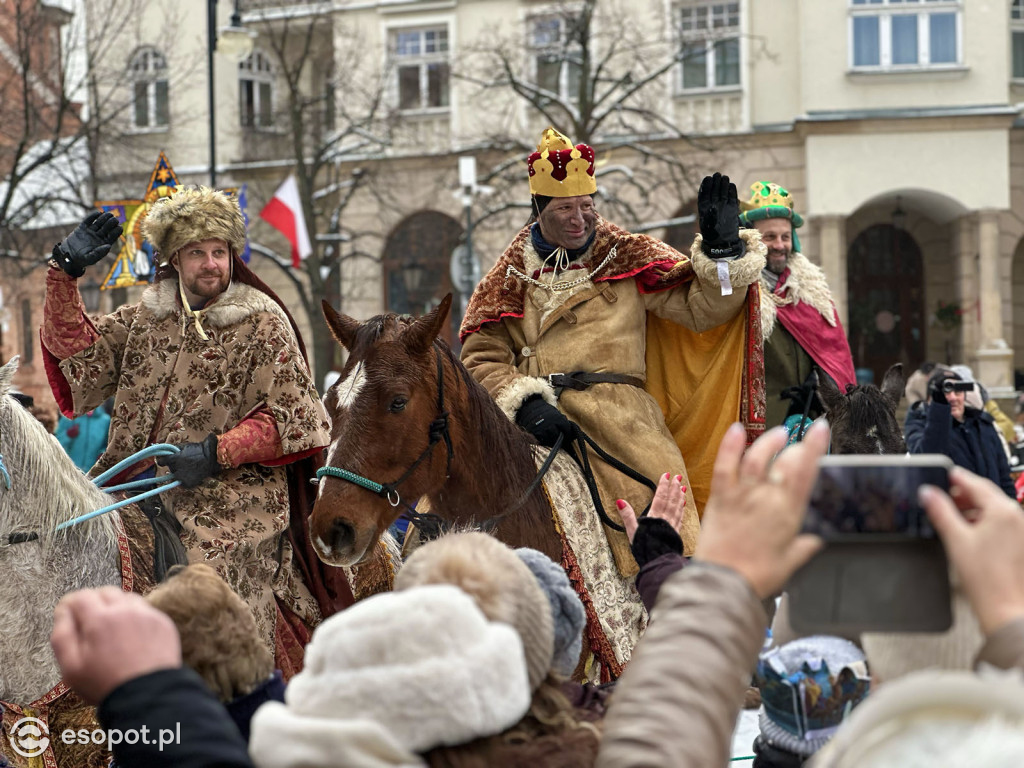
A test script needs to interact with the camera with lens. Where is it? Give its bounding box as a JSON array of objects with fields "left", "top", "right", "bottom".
[{"left": 941, "top": 380, "right": 973, "bottom": 394}]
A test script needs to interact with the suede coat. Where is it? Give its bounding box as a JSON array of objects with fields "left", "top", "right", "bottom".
[
  {"left": 43, "top": 278, "right": 331, "bottom": 649},
  {"left": 460, "top": 220, "right": 766, "bottom": 575}
]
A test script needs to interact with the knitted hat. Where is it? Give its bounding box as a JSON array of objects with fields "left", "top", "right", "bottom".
[
  {"left": 527, "top": 127, "right": 597, "bottom": 198},
  {"left": 755, "top": 636, "right": 870, "bottom": 757},
  {"left": 739, "top": 181, "right": 804, "bottom": 252},
  {"left": 141, "top": 186, "right": 247, "bottom": 261},
  {"left": 249, "top": 585, "right": 531, "bottom": 767},
  {"left": 515, "top": 548, "right": 586, "bottom": 678},
  {"left": 812, "top": 669, "right": 1024, "bottom": 768},
  {"left": 395, "top": 532, "right": 555, "bottom": 691},
  {"left": 861, "top": 588, "right": 984, "bottom": 684}
]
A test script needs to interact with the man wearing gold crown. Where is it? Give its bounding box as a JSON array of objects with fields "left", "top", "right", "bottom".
[
  {"left": 738, "top": 183, "right": 856, "bottom": 428},
  {"left": 460, "top": 128, "right": 767, "bottom": 576}
]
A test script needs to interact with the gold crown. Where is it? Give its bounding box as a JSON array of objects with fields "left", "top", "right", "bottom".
[{"left": 527, "top": 127, "right": 597, "bottom": 198}]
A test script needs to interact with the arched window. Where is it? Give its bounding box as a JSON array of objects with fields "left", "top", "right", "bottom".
[
  {"left": 239, "top": 50, "right": 275, "bottom": 128},
  {"left": 128, "top": 47, "right": 169, "bottom": 129}
]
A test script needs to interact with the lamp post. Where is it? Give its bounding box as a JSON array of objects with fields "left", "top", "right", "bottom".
[{"left": 207, "top": 0, "right": 254, "bottom": 187}]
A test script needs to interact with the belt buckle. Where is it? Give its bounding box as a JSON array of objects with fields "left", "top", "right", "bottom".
[{"left": 547, "top": 372, "right": 565, "bottom": 387}]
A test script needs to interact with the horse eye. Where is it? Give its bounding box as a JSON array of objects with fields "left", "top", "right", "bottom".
[{"left": 389, "top": 397, "right": 407, "bottom": 413}]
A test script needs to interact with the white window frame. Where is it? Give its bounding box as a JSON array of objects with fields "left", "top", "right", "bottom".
[
  {"left": 848, "top": 0, "right": 963, "bottom": 72},
  {"left": 238, "top": 50, "right": 276, "bottom": 129},
  {"left": 389, "top": 25, "right": 451, "bottom": 114},
  {"left": 1012, "top": 0, "right": 1024, "bottom": 81},
  {"left": 527, "top": 12, "right": 584, "bottom": 104},
  {"left": 127, "top": 47, "right": 169, "bottom": 131},
  {"left": 675, "top": 1, "right": 742, "bottom": 95}
]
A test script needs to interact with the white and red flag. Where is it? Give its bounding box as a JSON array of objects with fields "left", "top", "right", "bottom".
[{"left": 259, "top": 174, "right": 311, "bottom": 267}]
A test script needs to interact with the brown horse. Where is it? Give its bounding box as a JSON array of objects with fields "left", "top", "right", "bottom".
[
  {"left": 311, "top": 294, "right": 561, "bottom": 566},
  {"left": 819, "top": 363, "right": 907, "bottom": 455},
  {"left": 310, "top": 296, "right": 647, "bottom": 679}
]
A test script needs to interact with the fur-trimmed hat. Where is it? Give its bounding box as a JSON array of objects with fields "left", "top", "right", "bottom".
[
  {"left": 141, "top": 186, "right": 247, "bottom": 261},
  {"left": 395, "top": 532, "right": 555, "bottom": 691},
  {"left": 515, "top": 548, "right": 585, "bottom": 678},
  {"left": 248, "top": 585, "right": 530, "bottom": 766}
]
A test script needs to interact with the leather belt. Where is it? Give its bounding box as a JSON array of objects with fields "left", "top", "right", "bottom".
[{"left": 547, "top": 372, "right": 644, "bottom": 392}]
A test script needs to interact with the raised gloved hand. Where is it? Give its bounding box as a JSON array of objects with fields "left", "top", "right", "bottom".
[
  {"left": 929, "top": 377, "right": 949, "bottom": 405},
  {"left": 516, "top": 396, "right": 577, "bottom": 449},
  {"left": 157, "top": 434, "right": 221, "bottom": 489},
  {"left": 697, "top": 172, "right": 743, "bottom": 259},
  {"left": 51, "top": 211, "right": 123, "bottom": 278}
]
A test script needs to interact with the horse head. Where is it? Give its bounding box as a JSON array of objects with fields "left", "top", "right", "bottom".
[
  {"left": 311, "top": 294, "right": 456, "bottom": 566},
  {"left": 819, "top": 363, "right": 906, "bottom": 455}
]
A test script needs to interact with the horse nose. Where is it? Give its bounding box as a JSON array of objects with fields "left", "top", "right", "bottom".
[{"left": 329, "top": 518, "right": 356, "bottom": 554}]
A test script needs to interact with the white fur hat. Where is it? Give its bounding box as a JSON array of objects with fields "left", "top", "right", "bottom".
[{"left": 249, "top": 585, "right": 531, "bottom": 766}]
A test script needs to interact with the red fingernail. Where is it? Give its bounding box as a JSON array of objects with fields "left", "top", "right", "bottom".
[
  {"left": 681, "top": 486, "right": 688, "bottom": 494},
  {"left": 664, "top": 472, "right": 670, "bottom": 480},
  {"left": 676, "top": 475, "right": 683, "bottom": 482},
  {"left": 615, "top": 499, "right": 626, "bottom": 510}
]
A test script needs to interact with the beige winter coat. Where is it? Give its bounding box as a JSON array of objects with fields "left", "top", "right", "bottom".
[{"left": 461, "top": 224, "right": 764, "bottom": 575}]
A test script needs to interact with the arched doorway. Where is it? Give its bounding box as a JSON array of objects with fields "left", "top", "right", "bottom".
[
  {"left": 846, "top": 224, "right": 925, "bottom": 384},
  {"left": 382, "top": 211, "right": 464, "bottom": 344}
]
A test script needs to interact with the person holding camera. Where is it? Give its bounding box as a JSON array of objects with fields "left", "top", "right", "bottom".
[{"left": 904, "top": 369, "right": 1015, "bottom": 499}]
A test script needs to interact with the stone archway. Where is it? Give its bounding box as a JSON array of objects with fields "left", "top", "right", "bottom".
[
  {"left": 846, "top": 224, "right": 926, "bottom": 384},
  {"left": 382, "top": 210, "right": 464, "bottom": 344}
]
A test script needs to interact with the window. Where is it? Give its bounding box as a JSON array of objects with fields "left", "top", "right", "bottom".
[
  {"left": 390, "top": 27, "right": 450, "bottom": 112},
  {"left": 239, "top": 50, "right": 275, "bottom": 128},
  {"left": 127, "top": 47, "right": 169, "bottom": 129},
  {"left": 530, "top": 14, "right": 582, "bottom": 103},
  {"left": 1013, "top": 0, "right": 1024, "bottom": 80},
  {"left": 677, "top": 2, "right": 740, "bottom": 92},
  {"left": 849, "top": 0, "right": 961, "bottom": 70}
]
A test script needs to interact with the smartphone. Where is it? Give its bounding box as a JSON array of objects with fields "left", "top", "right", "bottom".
[
  {"left": 802, "top": 455, "right": 953, "bottom": 540},
  {"left": 787, "top": 454, "right": 954, "bottom": 635}
]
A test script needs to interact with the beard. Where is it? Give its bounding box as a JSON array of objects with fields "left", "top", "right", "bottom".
[
  {"left": 184, "top": 271, "right": 230, "bottom": 300},
  {"left": 766, "top": 248, "right": 790, "bottom": 275}
]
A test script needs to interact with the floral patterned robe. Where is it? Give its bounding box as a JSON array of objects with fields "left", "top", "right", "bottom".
[{"left": 42, "top": 274, "right": 331, "bottom": 648}]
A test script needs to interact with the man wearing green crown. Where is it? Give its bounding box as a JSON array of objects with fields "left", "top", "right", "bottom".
[
  {"left": 739, "top": 182, "right": 856, "bottom": 428},
  {"left": 460, "top": 127, "right": 768, "bottom": 578}
]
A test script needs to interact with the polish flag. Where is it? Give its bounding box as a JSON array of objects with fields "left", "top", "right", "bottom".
[{"left": 260, "top": 174, "right": 312, "bottom": 267}]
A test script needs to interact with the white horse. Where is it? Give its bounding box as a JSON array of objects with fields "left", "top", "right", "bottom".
[{"left": 0, "top": 357, "right": 124, "bottom": 706}]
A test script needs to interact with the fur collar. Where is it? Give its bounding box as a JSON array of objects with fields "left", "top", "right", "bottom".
[
  {"left": 141, "top": 279, "right": 289, "bottom": 330},
  {"left": 759, "top": 251, "right": 837, "bottom": 340}
]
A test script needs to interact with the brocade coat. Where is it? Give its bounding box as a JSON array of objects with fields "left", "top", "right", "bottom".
[
  {"left": 460, "top": 221, "right": 765, "bottom": 575},
  {"left": 43, "top": 278, "right": 331, "bottom": 646}
]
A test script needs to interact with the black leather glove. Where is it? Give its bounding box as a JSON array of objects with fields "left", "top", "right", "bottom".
[
  {"left": 929, "top": 377, "right": 949, "bottom": 405},
  {"left": 516, "top": 396, "right": 577, "bottom": 449},
  {"left": 157, "top": 434, "right": 221, "bottom": 489},
  {"left": 697, "top": 172, "right": 743, "bottom": 259},
  {"left": 51, "top": 211, "right": 123, "bottom": 278}
]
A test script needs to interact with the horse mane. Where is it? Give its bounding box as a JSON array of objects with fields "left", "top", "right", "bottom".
[{"left": 0, "top": 397, "right": 116, "bottom": 546}]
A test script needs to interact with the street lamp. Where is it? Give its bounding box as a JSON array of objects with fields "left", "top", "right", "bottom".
[
  {"left": 207, "top": 0, "right": 255, "bottom": 187},
  {"left": 402, "top": 259, "right": 429, "bottom": 313}
]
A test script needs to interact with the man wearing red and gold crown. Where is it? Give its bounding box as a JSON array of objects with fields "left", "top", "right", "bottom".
[{"left": 460, "top": 127, "right": 768, "bottom": 577}]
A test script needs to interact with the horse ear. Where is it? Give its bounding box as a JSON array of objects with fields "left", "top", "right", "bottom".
[
  {"left": 817, "top": 369, "right": 843, "bottom": 414},
  {"left": 0, "top": 356, "right": 20, "bottom": 398},
  {"left": 322, "top": 300, "right": 360, "bottom": 352},
  {"left": 880, "top": 363, "right": 905, "bottom": 408},
  {"left": 403, "top": 294, "right": 452, "bottom": 354}
]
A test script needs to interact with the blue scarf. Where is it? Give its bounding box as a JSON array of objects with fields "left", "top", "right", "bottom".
[{"left": 530, "top": 223, "right": 596, "bottom": 264}]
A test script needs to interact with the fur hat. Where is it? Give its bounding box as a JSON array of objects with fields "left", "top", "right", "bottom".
[
  {"left": 395, "top": 532, "right": 555, "bottom": 691},
  {"left": 145, "top": 564, "right": 273, "bottom": 703},
  {"left": 248, "top": 585, "right": 531, "bottom": 766},
  {"left": 141, "top": 186, "right": 247, "bottom": 261},
  {"left": 515, "top": 547, "right": 585, "bottom": 678}
]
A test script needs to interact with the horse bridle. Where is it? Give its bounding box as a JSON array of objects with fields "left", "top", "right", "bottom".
[{"left": 315, "top": 345, "right": 453, "bottom": 527}]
